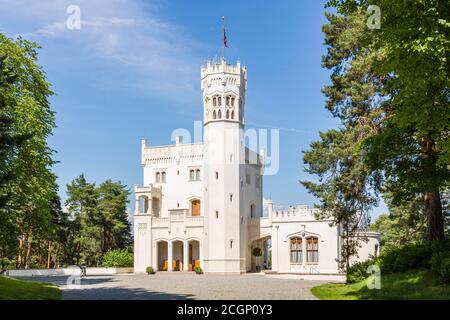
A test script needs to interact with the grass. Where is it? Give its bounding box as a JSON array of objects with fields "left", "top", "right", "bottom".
[
  {"left": 311, "top": 270, "right": 450, "bottom": 300},
  {"left": 0, "top": 275, "right": 61, "bottom": 300}
]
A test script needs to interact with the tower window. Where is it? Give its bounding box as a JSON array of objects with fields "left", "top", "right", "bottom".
[
  {"left": 218, "top": 110, "right": 222, "bottom": 119},
  {"left": 213, "top": 110, "right": 217, "bottom": 119},
  {"left": 226, "top": 110, "right": 230, "bottom": 119},
  {"left": 230, "top": 194, "right": 233, "bottom": 202},
  {"left": 155, "top": 172, "right": 160, "bottom": 183},
  {"left": 250, "top": 204, "right": 255, "bottom": 218},
  {"left": 231, "top": 110, "right": 235, "bottom": 120},
  {"left": 190, "top": 169, "right": 195, "bottom": 181},
  {"left": 218, "top": 96, "right": 222, "bottom": 106},
  {"left": 216, "top": 211, "right": 219, "bottom": 219},
  {"left": 231, "top": 97, "right": 235, "bottom": 106},
  {"left": 215, "top": 171, "right": 219, "bottom": 180},
  {"left": 226, "top": 96, "right": 230, "bottom": 106},
  {"left": 213, "top": 97, "right": 217, "bottom": 107},
  {"left": 195, "top": 169, "right": 201, "bottom": 181},
  {"left": 161, "top": 171, "right": 166, "bottom": 183}
]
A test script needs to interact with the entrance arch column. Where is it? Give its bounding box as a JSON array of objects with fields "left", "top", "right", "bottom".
[
  {"left": 168, "top": 241, "right": 173, "bottom": 271},
  {"left": 183, "top": 241, "right": 189, "bottom": 271}
]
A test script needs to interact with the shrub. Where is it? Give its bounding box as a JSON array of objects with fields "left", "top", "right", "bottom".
[
  {"left": 102, "top": 249, "right": 133, "bottom": 267},
  {"left": 378, "top": 244, "right": 432, "bottom": 273},
  {"left": 252, "top": 248, "right": 263, "bottom": 257},
  {"left": 346, "top": 259, "right": 377, "bottom": 284},
  {"left": 194, "top": 266, "right": 203, "bottom": 274},
  {"left": 146, "top": 266, "right": 156, "bottom": 274},
  {"left": 431, "top": 241, "right": 450, "bottom": 284}
]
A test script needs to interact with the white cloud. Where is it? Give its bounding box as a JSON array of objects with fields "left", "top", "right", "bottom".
[{"left": 0, "top": 0, "right": 208, "bottom": 103}]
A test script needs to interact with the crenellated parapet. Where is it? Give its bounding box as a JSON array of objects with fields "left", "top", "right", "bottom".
[{"left": 140, "top": 139, "right": 204, "bottom": 166}]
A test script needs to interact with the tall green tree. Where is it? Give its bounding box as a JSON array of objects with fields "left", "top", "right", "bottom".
[
  {"left": 328, "top": 0, "right": 449, "bottom": 240},
  {"left": 302, "top": 9, "right": 384, "bottom": 271},
  {"left": 0, "top": 33, "right": 58, "bottom": 269},
  {"left": 65, "top": 175, "right": 132, "bottom": 267},
  {"left": 98, "top": 180, "right": 131, "bottom": 253}
]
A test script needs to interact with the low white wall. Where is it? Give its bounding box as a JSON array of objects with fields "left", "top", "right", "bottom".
[{"left": 7, "top": 267, "right": 133, "bottom": 277}]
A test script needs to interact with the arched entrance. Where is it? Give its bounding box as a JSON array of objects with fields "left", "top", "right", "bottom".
[
  {"left": 157, "top": 241, "right": 168, "bottom": 271},
  {"left": 171, "top": 240, "right": 184, "bottom": 271},
  {"left": 250, "top": 236, "right": 271, "bottom": 272},
  {"left": 188, "top": 240, "right": 200, "bottom": 271}
]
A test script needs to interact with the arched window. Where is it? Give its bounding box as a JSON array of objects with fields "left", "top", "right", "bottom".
[
  {"left": 195, "top": 169, "right": 201, "bottom": 181},
  {"left": 189, "top": 169, "right": 195, "bottom": 181},
  {"left": 218, "top": 110, "right": 222, "bottom": 119},
  {"left": 218, "top": 96, "right": 222, "bottom": 106},
  {"left": 213, "top": 97, "right": 217, "bottom": 107},
  {"left": 213, "top": 110, "right": 217, "bottom": 119},
  {"left": 231, "top": 110, "right": 235, "bottom": 120},
  {"left": 290, "top": 238, "right": 302, "bottom": 264},
  {"left": 155, "top": 172, "right": 160, "bottom": 183},
  {"left": 226, "top": 110, "right": 230, "bottom": 119},
  {"left": 306, "top": 237, "right": 319, "bottom": 263},
  {"left": 250, "top": 204, "right": 255, "bottom": 218},
  {"left": 161, "top": 171, "right": 166, "bottom": 183},
  {"left": 191, "top": 199, "right": 201, "bottom": 216},
  {"left": 231, "top": 97, "right": 235, "bottom": 107},
  {"left": 226, "top": 96, "right": 230, "bottom": 106}
]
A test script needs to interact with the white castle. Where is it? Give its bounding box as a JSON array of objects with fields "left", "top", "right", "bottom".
[{"left": 133, "top": 58, "right": 379, "bottom": 274}]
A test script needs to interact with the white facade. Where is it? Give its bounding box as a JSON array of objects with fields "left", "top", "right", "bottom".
[{"left": 133, "top": 59, "right": 379, "bottom": 274}]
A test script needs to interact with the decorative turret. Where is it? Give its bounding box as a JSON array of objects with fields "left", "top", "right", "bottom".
[{"left": 201, "top": 59, "right": 247, "bottom": 126}]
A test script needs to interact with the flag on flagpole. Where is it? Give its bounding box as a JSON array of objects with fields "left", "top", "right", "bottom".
[{"left": 223, "top": 28, "right": 228, "bottom": 48}]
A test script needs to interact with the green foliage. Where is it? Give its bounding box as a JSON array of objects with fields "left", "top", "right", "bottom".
[
  {"left": 431, "top": 241, "right": 450, "bottom": 284},
  {"left": 347, "top": 260, "right": 376, "bottom": 284},
  {"left": 252, "top": 247, "right": 263, "bottom": 257},
  {"left": 327, "top": 0, "right": 449, "bottom": 242},
  {"left": 0, "top": 32, "right": 59, "bottom": 270},
  {"left": 0, "top": 276, "right": 61, "bottom": 300},
  {"left": 302, "top": 9, "right": 383, "bottom": 271},
  {"left": 146, "top": 266, "right": 155, "bottom": 274},
  {"left": 369, "top": 196, "right": 427, "bottom": 251},
  {"left": 65, "top": 175, "right": 132, "bottom": 267},
  {"left": 194, "top": 266, "right": 203, "bottom": 274},
  {"left": 102, "top": 249, "right": 133, "bottom": 268}
]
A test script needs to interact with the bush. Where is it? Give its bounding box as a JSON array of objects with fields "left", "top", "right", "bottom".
[
  {"left": 146, "top": 266, "right": 156, "bottom": 274},
  {"left": 102, "top": 249, "right": 133, "bottom": 267},
  {"left": 252, "top": 248, "right": 263, "bottom": 257},
  {"left": 347, "top": 259, "right": 377, "bottom": 284},
  {"left": 378, "top": 244, "right": 432, "bottom": 273},
  {"left": 431, "top": 241, "right": 450, "bottom": 284},
  {"left": 194, "top": 266, "right": 203, "bottom": 274}
]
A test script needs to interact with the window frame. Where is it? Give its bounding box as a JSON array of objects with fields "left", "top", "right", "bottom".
[{"left": 290, "top": 237, "right": 303, "bottom": 264}]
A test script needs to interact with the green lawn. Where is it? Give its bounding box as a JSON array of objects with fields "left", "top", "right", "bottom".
[
  {"left": 311, "top": 270, "right": 450, "bottom": 300},
  {"left": 0, "top": 275, "right": 61, "bottom": 300}
]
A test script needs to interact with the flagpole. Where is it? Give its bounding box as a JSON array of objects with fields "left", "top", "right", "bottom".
[{"left": 221, "top": 16, "right": 225, "bottom": 61}]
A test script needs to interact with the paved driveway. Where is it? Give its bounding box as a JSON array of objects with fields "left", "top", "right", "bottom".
[{"left": 17, "top": 273, "right": 329, "bottom": 300}]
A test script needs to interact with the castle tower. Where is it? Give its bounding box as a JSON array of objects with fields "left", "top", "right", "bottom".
[{"left": 201, "top": 58, "right": 247, "bottom": 273}]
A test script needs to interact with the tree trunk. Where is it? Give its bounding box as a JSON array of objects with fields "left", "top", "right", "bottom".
[
  {"left": 47, "top": 241, "right": 52, "bottom": 269},
  {"left": 424, "top": 191, "right": 445, "bottom": 241},
  {"left": 25, "top": 227, "right": 33, "bottom": 269},
  {"left": 54, "top": 243, "right": 60, "bottom": 268},
  {"left": 421, "top": 138, "right": 445, "bottom": 241},
  {"left": 17, "top": 235, "right": 23, "bottom": 269}
]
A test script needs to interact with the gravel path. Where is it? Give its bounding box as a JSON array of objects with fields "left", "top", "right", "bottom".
[{"left": 16, "top": 273, "right": 328, "bottom": 300}]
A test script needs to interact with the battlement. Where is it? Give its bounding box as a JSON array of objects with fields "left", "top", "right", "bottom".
[{"left": 201, "top": 59, "right": 247, "bottom": 79}]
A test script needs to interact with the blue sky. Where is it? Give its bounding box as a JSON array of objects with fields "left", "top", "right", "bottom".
[{"left": 0, "top": 0, "right": 387, "bottom": 218}]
